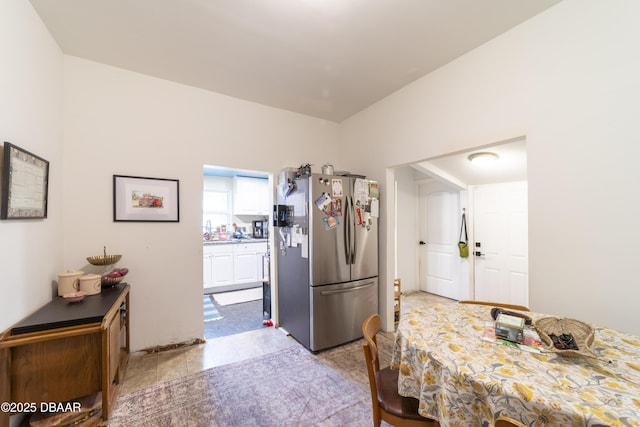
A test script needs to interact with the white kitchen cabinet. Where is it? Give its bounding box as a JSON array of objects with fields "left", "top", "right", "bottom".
[
  {"left": 233, "top": 242, "right": 268, "bottom": 284},
  {"left": 233, "top": 250, "right": 259, "bottom": 284},
  {"left": 203, "top": 244, "right": 234, "bottom": 289},
  {"left": 203, "top": 253, "right": 212, "bottom": 289},
  {"left": 204, "top": 241, "right": 268, "bottom": 290},
  {"left": 233, "top": 177, "right": 270, "bottom": 215},
  {"left": 212, "top": 251, "right": 234, "bottom": 286}
]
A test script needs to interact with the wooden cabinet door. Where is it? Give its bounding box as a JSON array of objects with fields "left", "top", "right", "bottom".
[
  {"left": 10, "top": 332, "right": 102, "bottom": 404},
  {"left": 107, "top": 312, "right": 121, "bottom": 383}
]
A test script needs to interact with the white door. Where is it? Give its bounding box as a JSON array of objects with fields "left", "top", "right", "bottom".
[
  {"left": 472, "top": 182, "right": 528, "bottom": 306},
  {"left": 418, "top": 184, "right": 461, "bottom": 300}
]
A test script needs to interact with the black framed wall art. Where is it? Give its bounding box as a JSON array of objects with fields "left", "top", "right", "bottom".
[
  {"left": 1, "top": 142, "right": 49, "bottom": 219},
  {"left": 113, "top": 175, "right": 180, "bottom": 222}
]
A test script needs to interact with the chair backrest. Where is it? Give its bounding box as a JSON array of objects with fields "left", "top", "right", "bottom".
[
  {"left": 362, "top": 313, "right": 438, "bottom": 427},
  {"left": 495, "top": 415, "right": 527, "bottom": 427},
  {"left": 362, "top": 313, "right": 382, "bottom": 424},
  {"left": 459, "top": 300, "right": 530, "bottom": 311},
  {"left": 362, "top": 313, "right": 381, "bottom": 373}
]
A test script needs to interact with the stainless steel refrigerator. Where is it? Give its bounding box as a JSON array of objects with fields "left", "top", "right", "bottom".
[{"left": 275, "top": 171, "right": 379, "bottom": 351}]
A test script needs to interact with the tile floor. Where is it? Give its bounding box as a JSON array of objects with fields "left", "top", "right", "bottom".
[{"left": 119, "top": 291, "right": 455, "bottom": 396}]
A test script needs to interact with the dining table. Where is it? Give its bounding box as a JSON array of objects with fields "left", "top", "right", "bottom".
[{"left": 391, "top": 302, "right": 640, "bottom": 427}]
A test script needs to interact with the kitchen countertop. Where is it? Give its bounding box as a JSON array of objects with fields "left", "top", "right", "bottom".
[{"left": 204, "top": 238, "right": 268, "bottom": 245}]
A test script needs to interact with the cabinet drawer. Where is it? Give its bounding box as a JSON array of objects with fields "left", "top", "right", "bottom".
[
  {"left": 234, "top": 242, "right": 267, "bottom": 253},
  {"left": 204, "top": 244, "right": 233, "bottom": 255},
  {"left": 234, "top": 244, "right": 258, "bottom": 253}
]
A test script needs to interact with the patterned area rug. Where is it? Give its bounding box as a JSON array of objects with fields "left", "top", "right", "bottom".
[{"left": 109, "top": 333, "right": 394, "bottom": 427}]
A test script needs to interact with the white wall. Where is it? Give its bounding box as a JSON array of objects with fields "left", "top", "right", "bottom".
[
  {"left": 393, "top": 166, "right": 418, "bottom": 293},
  {"left": 341, "top": 0, "right": 640, "bottom": 335},
  {"left": 0, "top": 0, "right": 63, "bottom": 332},
  {"left": 62, "top": 56, "right": 341, "bottom": 350}
]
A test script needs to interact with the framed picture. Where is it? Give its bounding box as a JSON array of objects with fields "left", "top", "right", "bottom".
[
  {"left": 1, "top": 142, "right": 49, "bottom": 219},
  {"left": 113, "top": 175, "right": 179, "bottom": 222}
]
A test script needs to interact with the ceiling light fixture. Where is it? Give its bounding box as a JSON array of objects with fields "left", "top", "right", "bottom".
[{"left": 468, "top": 152, "right": 499, "bottom": 167}]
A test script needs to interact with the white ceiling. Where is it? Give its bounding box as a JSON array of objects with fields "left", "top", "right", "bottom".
[
  {"left": 29, "top": 0, "right": 561, "bottom": 123},
  {"left": 411, "top": 138, "right": 527, "bottom": 186}
]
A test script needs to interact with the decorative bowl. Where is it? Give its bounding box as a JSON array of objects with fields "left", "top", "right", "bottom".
[
  {"left": 87, "top": 254, "right": 122, "bottom": 266},
  {"left": 63, "top": 291, "right": 86, "bottom": 302},
  {"left": 87, "top": 246, "right": 122, "bottom": 266},
  {"left": 101, "top": 275, "right": 125, "bottom": 287}
]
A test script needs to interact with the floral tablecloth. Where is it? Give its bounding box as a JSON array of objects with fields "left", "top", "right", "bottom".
[{"left": 391, "top": 302, "right": 640, "bottom": 427}]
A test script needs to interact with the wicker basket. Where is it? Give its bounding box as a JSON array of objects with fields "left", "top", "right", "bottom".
[
  {"left": 535, "top": 317, "right": 597, "bottom": 359},
  {"left": 87, "top": 246, "right": 122, "bottom": 266}
]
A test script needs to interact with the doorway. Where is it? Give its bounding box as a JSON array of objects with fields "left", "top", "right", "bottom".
[
  {"left": 400, "top": 137, "right": 528, "bottom": 304},
  {"left": 202, "top": 164, "right": 272, "bottom": 340}
]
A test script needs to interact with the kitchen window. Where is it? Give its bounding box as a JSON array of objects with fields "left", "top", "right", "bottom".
[{"left": 203, "top": 190, "right": 230, "bottom": 231}]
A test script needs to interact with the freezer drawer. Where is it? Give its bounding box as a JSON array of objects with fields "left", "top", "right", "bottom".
[{"left": 310, "top": 278, "right": 378, "bottom": 351}]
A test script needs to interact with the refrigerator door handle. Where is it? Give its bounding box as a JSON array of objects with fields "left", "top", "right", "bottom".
[
  {"left": 350, "top": 195, "right": 356, "bottom": 264},
  {"left": 320, "top": 281, "right": 376, "bottom": 296},
  {"left": 344, "top": 195, "right": 351, "bottom": 264}
]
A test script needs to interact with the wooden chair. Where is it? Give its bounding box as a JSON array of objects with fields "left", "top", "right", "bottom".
[
  {"left": 458, "top": 300, "right": 530, "bottom": 311},
  {"left": 362, "top": 314, "right": 438, "bottom": 427},
  {"left": 495, "top": 415, "right": 527, "bottom": 427}
]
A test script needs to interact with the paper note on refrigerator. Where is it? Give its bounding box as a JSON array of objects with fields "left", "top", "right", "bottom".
[
  {"left": 292, "top": 225, "right": 304, "bottom": 246},
  {"left": 369, "top": 181, "right": 379, "bottom": 198},
  {"left": 354, "top": 179, "right": 369, "bottom": 206},
  {"left": 370, "top": 199, "right": 379, "bottom": 218},
  {"left": 331, "top": 179, "right": 343, "bottom": 197},
  {"left": 289, "top": 191, "right": 306, "bottom": 216},
  {"left": 301, "top": 234, "right": 308, "bottom": 258}
]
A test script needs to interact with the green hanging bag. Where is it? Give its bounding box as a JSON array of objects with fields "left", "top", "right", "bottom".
[{"left": 458, "top": 211, "right": 469, "bottom": 258}]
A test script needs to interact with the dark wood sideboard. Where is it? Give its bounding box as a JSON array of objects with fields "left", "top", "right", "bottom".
[{"left": 0, "top": 283, "right": 130, "bottom": 427}]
